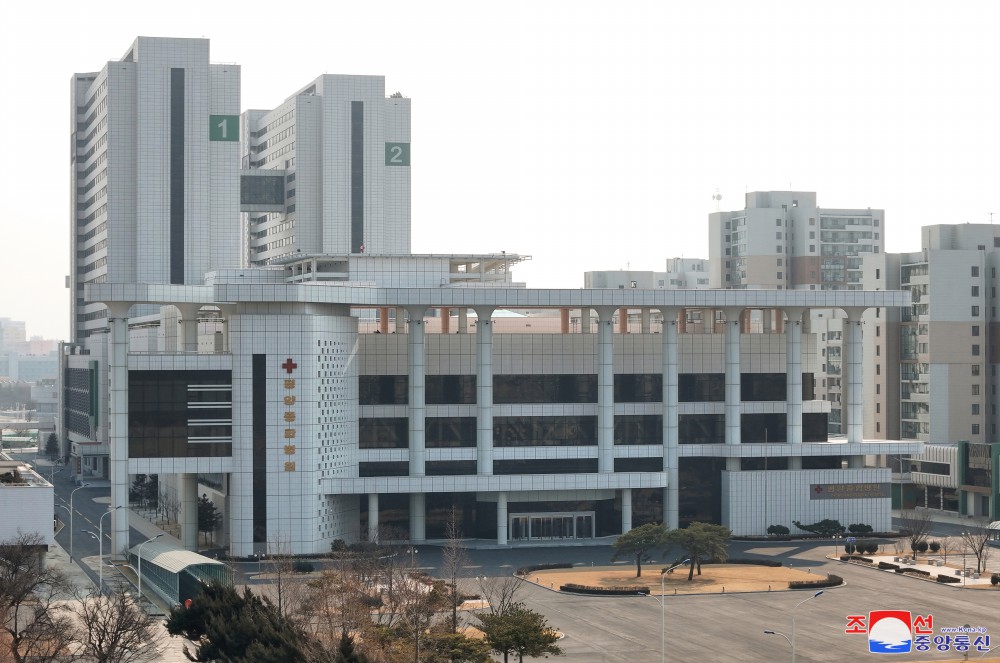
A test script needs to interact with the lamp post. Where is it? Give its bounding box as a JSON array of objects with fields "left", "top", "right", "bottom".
[
  {"left": 791, "top": 590, "right": 824, "bottom": 663},
  {"left": 137, "top": 533, "right": 164, "bottom": 604},
  {"left": 80, "top": 530, "right": 102, "bottom": 587},
  {"left": 69, "top": 483, "right": 91, "bottom": 562},
  {"left": 764, "top": 630, "right": 792, "bottom": 659},
  {"left": 96, "top": 506, "right": 125, "bottom": 593},
  {"left": 648, "top": 559, "right": 691, "bottom": 663}
]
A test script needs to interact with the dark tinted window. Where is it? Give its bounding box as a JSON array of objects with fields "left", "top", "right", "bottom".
[
  {"left": 678, "top": 374, "right": 724, "bottom": 402},
  {"left": 359, "top": 375, "right": 407, "bottom": 405},
  {"left": 679, "top": 414, "right": 724, "bottom": 444},
  {"left": 426, "top": 417, "right": 476, "bottom": 448},
  {"left": 359, "top": 418, "right": 408, "bottom": 449},
  {"left": 494, "top": 374, "right": 597, "bottom": 404},
  {"left": 427, "top": 375, "right": 476, "bottom": 404},
  {"left": 494, "top": 459, "right": 598, "bottom": 474},
  {"left": 494, "top": 416, "right": 597, "bottom": 447},
  {"left": 614, "top": 374, "right": 662, "bottom": 402},
  {"left": 614, "top": 415, "right": 662, "bottom": 445},
  {"left": 614, "top": 458, "right": 663, "bottom": 472},
  {"left": 240, "top": 174, "right": 285, "bottom": 205}
]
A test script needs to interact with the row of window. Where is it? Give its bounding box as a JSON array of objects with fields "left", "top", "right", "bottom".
[{"left": 360, "top": 373, "right": 815, "bottom": 405}]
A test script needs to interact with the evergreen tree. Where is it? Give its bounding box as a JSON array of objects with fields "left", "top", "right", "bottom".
[
  {"left": 197, "top": 494, "right": 221, "bottom": 545},
  {"left": 44, "top": 433, "right": 59, "bottom": 459},
  {"left": 334, "top": 632, "right": 369, "bottom": 663}
]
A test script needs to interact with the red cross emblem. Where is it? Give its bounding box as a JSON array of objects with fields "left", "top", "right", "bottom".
[
  {"left": 281, "top": 358, "right": 297, "bottom": 374},
  {"left": 813, "top": 485, "right": 824, "bottom": 494}
]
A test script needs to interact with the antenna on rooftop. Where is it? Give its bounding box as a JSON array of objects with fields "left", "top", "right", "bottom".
[{"left": 712, "top": 189, "right": 722, "bottom": 212}]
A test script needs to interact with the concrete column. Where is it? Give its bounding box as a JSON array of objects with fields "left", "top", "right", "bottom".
[
  {"left": 407, "top": 307, "right": 427, "bottom": 476},
  {"left": 678, "top": 308, "right": 687, "bottom": 334},
  {"left": 661, "top": 308, "right": 680, "bottom": 529},
  {"left": 618, "top": 308, "right": 628, "bottom": 334},
  {"left": 409, "top": 493, "right": 426, "bottom": 542},
  {"left": 724, "top": 308, "right": 743, "bottom": 447},
  {"left": 640, "top": 308, "right": 650, "bottom": 334},
  {"left": 785, "top": 308, "right": 805, "bottom": 446},
  {"left": 108, "top": 305, "right": 132, "bottom": 560},
  {"left": 560, "top": 308, "right": 570, "bottom": 334},
  {"left": 621, "top": 488, "right": 632, "bottom": 533},
  {"left": 458, "top": 308, "right": 468, "bottom": 334},
  {"left": 763, "top": 309, "right": 773, "bottom": 334},
  {"left": 844, "top": 308, "right": 866, "bottom": 444},
  {"left": 440, "top": 307, "right": 450, "bottom": 334},
  {"left": 378, "top": 307, "right": 389, "bottom": 334},
  {"left": 368, "top": 494, "right": 379, "bottom": 542},
  {"left": 475, "top": 307, "right": 495, "bottom": 475},
  {"left": 218, "top": 305, "right": 233, "bottom": 352},
  {"left": 497, "top": 492, "right": 508, "bottom": 546},
  {"left": 180, "top": 474, "right": 198, "bottom": 551},
  {"left": 596, "top": 307, "right": 616, "bottom": 473},
  {"left": 176, "top": 304, "right": 201, "bottom": 353},
  {"left": 396, "top": 307, "right": 407, "bottom": 333},
  {"left": 581, "top": 308, "right": 592, "bottom": 334}
]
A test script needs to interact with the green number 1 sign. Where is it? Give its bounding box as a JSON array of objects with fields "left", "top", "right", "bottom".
[{"left": 210, "top": 115, "right": 239, "bottom": 141}]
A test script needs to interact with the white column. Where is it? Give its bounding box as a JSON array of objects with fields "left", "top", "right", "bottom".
[
  {"left": 580, "top": 308, "right": 592, "bottom": 334},
  {"left": 497, "top": 492, "right": 508, "bottom": 546},
  {"left": 458, "top": 308, "right": 468, "bottom": 334},
  {"left": 661, "top": 308, "right": 680, "bottom": 529},
  {"left": 176, "top": 305, "right": 201, "bottom": 354},
  {"left": 785, "top": 308, "right": 805, "bottom": 446},
  {"left": 108, "top": 305, "right": 132, "bottom": 560},
  {"left": 640, "top": 308, "right": 651, "bottom": 334},
  {"left": 844, "top": 308, "right": 866, "bottom": 444},
  {"left": 621, "top": 488, "right": 632, "bottom": 533},
  {"left": 368, "top": 494, "right": 379, "bottom": 542},
  {"left": 409, "top": 493, "right": 426, "bottom": 542},
  {"left": 724, "top": 308, "right": 743, "bottom": 447},
  {"left": 596, "top": 307, "right": 616, "bottom": 473},
  {"left": 396, "top": 307, "right": 407, "bottom": 333},
  {"left": 476, "top": 307, "right": 495, "bottom": 475},
  {"left": 407, "top": 307, "right": 427, "bottom": 477},
  {"left": 180, "top": 474, "right": 198, "bottom": 551}
]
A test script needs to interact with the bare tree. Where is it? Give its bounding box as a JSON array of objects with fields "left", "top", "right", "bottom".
[
  {"left": 898, "top": 510, "right": 933, "bottom": 553},
  {"left": 440, "top": 508, "right": 470, "bottom": 633},
  {"left": 72, "top": 582, "right": 161, "bottom": 663},
  {"left": 477, "top": 576, "right": 523, "bottom": 617},
  {"left": 0, "top": 532, "right": 80, "bottom": 663},
  {"left": 267, "top": 534, "right": 310, "bottom": 622},
  {"left": 960, "top": 520, "right": 994, "bottom": 573},
  {"left": 158, "top": 490, "right": 180, "bottom": 526}
]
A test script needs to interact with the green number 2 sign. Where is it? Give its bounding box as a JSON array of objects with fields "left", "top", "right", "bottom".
[
  {"left": 385, "top": 142, "right": 410, "bottom": 166},
  {"left": 210, "top": 115, "right": 239, "bottom": 141}
]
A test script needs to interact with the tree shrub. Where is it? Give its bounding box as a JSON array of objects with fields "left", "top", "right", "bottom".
[
  {"left": 516, "top": 563, "right": 573, "bottom": 575},
  {"left": 878, "top": 561, "right": 899, "bottom": 571},
  {"left": 767, "top": 525, "right": 790, "bottom": 536},
  {"left": 848, "top": 523, "right": 873, "bottom": 534},
  {"left": 844, "top": 543, "right": 856, "bottom": 554},
  {"left": 916, "top": 541, "right": 929, "bottom": 554},
  {"left": 929, "top": 541, "right": 941, "bottom": 553},
  {"left": 789, "top": 574, "right": 843, "bottom": 590},
  {"left": 865, "top": 542, "right": 880, "bottom": 555},
  {"left": 895, "top": 568, "right": 930, "bottom": 577},
  {"left": 560, "top": 583, "right": 650, "bottom": 595},
  {"left": 937, "top": 575, "right": 961, "bottom": 584},
  {"left": 793, "top": 519, "right": 845, "bottom": 536},
  {"left": 991, "top": 574, "right": 1000, "bottom": 586}
]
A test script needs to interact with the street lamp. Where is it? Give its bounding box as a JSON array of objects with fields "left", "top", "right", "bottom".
[
  {"left": 80, "top": 529, "right": 103, "bottom": 588},
  {"left": 69, "top": 483, "right": 91, "bottom": 562},
  {"left": 649, "top": 559, "right": 691, "bottom": 663},
  {"left": 95, "top": 506, "right": 125, "bottom": 593},
  {"left": 764, "top": 630, "right": 792, "bottom": 659},
  {"left": 791, "top": 591, "right": 824, "bottom": 663},
  {"left": 136, "top": 533, "right": 164, "bottom": 603}
]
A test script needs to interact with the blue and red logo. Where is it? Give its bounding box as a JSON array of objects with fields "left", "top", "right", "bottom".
[{"left": 846, "top": 612, "right": 989, "bottom": 654}]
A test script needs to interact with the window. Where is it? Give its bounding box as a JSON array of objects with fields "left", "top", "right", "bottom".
[
  {"left": 973, "top": 325, "right": 980, "bottom": 337},
  {"left": 876, "top": 364, "right": 880, "bottom": 375},
  {"left": 972, "top": 266, "right": 980, "bottom": 277},
  {"left": 809, "top": 245, "right": 815, "bottom": 252},
  {"left": 876, "top": 326, "right": 881, "bottom": 337},
  {"left": 776, "top": 246, "right": 783, "bottom": 253},
  {"left": 876, "top": 403, "right": 880, "bottom": 413},
  {"left": 973, "top": 365, "right": 981, "bottom": 376},
  {"left": 777, "top": 272, "right": 783, "bottom": 279},
  {"left": 777, "top": 258, "right": 783, "bottom": 266},
  {"left": 776, "top": 219, "right": 782, "bottom": 227},
  {"left": 972, "top": 385, "right": 980, "bottom": 395},
  {"left": 876, "top": 269, "right": 881, "bottom": 279},
  {"left": 972, "top": 286, "right": 980, "bottom": 297},
  {"left": 972, "top": 424, "right": 980, "bottom": 435},
  {"left": 876, "top": 422, "right": 880, "bottom": 433},
  {"left": 994, "top": 237, "right": 1000, "bottom": 248},
  {"left": 876, "top": 345, "right": 880, "bottom": 356},
  {"left": 973, "top": 344, "right": 981, "bottom": 356},
  {"left": 972, "top": 306, "right": 980, "bottom": 317},
  {"left": 809, "top": 218, "right": 815, "bottom": 225},
  {"left": 876, "top": 384, "right": 880, "bottom": 394},
  {"left": 809, "top": 231, "right": 815, "bottom": 239},
  {"left": 776, "top": 232, "right": 782, "bottom": 239},
  {"left": 972, "top": 404, "right": 980, "bottom": 415}
]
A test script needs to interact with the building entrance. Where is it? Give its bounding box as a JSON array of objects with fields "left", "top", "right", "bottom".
[{"left": 509, "top": 511, "right": 595, "bottom": 541}]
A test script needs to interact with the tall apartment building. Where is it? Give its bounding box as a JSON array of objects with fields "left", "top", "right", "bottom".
[
  {"left": 709, "top": 191, "right": 884, "bottom": 290},
  {"left": 70, "top": 37, "right": 242, "bottom": 342},
  {"left": 865, "top": 224, "right": 1000, "bottom": 519},
  {"left": 710, "top": 192, "right": 885, "bottom": 434},
  {"left": 241, "top": 76, "right": 411, "bottom": 264}
]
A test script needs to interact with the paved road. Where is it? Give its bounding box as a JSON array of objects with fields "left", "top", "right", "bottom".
[{"left": 514, "top": 544, "right": 999, "bottom": 662}]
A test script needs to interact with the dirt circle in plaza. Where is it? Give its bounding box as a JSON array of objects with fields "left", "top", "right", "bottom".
[{"left": 531, "top": 564, "right": 826, "bottom": 594}]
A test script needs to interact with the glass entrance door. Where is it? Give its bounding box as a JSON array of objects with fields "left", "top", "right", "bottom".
[{"left": 509, "top": 511, "right": 595, "bottom": 541}]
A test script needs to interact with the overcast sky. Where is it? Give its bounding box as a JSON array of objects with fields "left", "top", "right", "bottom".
[{"left": 1, "top": 1, "right": 997, "bottom": 341}]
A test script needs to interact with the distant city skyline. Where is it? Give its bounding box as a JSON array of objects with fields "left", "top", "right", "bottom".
[{"left": 2, "top": 0, "right": 997, "bottom": 340}]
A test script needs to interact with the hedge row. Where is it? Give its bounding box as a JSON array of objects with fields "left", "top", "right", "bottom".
[
  {"left": 936, "top": 575, "right": 961, "bottom": 584},
  {"left": 789, "top": 574, "right": 843, "bottom": 590},
  {"left": 704, "top": 558, "right": 783, "bottom": 567},
  {"left": 839, "top": 555, "right": 874, "bottom": 564},
  {"left": 878, "top": 561, "right": 900, "bottom": 571},
  {"left": 516, "top": 563, "right": 573, "bottom": 575},
  {"left": 895, "top": 567, "right": 930, "bottom": 578},
  {"left": 560, "top": 583, "right": 650, "bottom": 596}
]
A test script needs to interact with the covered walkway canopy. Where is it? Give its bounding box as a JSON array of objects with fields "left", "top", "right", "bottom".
[{"left": 129, "top": 540, "right": 233, "bottom": 605}]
